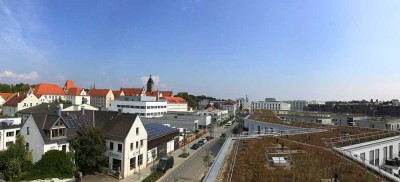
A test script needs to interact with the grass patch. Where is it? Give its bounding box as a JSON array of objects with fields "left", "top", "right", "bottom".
[{"left": 142, "top": 172, "right": 164, "bottom": 182}]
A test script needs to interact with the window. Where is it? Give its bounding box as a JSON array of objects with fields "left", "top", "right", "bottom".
[
  {"left": 6, "top": 131, "right": 14, "bottom": 137},
  {"left": 390, "top": 145, "right": 394, "bottom": 159},
  {"left": 130, "top": 143, "right": 134, "bottom": 151},
  {"left": 383, "top": 147, "right": 388, "bottom": 161},
  {"left": 6, "top": 142, "right": 13, "bottom": 146},
  {"left": 118, "top": 144, "right": 122, "bottom": 152},
  {"left": 110, "top": 142, "right": 114, "bottom": 151},
  {"left": 375, "top": 149, "right": 379, "bottom": 166},
  {"left": 140, "top": 140, "right": 143, "bottom": 148},
  {"left": 16, "top": 130, "right": 20, "bottom": 135},
  {"left": 369, "top": 150, "right": 374, "bottom": 165},
  {"left": 138, "top": 154, "right": 143, "bottom": 165},
  {"left": 27, "top": 127, "right": 30, "bottom": 135},
  {"left": 130, "top": 157, "right": 136, "bottom": 170},
  {"left": 136, "top": 127, "right": 139, "bottom": 135},
  {"left": 360, "top": 153, "right": 365, "bottom": 162},
  {"left": 26, "top": 143, "right": 29, "bottom": 150},
  {"left": 136, "top": 141, "right": 139, "bottom": 149}
]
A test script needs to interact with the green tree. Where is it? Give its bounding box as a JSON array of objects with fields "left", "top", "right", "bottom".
[
  {"left": 151, "top": 149, "right": 157, "bottom": 166},
  {"left": 202, "top": 150, "right": 211, "bottom": 173},
  {"left": 27, "top": 150, "right": 75, "bottom": 179},
  {"left": 70, "top": 127, "right": 108, "bottom": 175},
  {"left": 0, "top": 135, "right": 32, "bottom": 180}
]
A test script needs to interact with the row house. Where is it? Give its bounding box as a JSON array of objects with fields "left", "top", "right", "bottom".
[
  {"left": 21, "top": 110, "right": 148, "bottom": 179},
  {"left": 88, "top": 89, "right": 114, "bottom": 109}
]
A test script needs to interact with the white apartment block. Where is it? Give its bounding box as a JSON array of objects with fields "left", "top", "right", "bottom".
[
  {"left": 251, "top": 100, "right": 291, "bottom": 112},
  {"left": 109, "top": 100, "right": 168, "bottom": 118},
  {"left": 2, "top": 93, "right": 43, "bottom": 117},
  {"left": 88, "top": 89, "right": 114, "bottom": 109},
  {"left": 222, "top": 103, "right": 237, "bottom": 116},
  {"left": 0, "top": 118, "right": 21, "bottom": 151},
  {"left": 284, "top": 100, "right": 308, "bottom": 111}
]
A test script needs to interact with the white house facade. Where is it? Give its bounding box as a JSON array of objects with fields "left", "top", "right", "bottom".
[
  {"left": 109, "top": 100, "right": 168, "bottom": 118},
  {"left": 2, "top": 93, "right": 42, "bottom": 117},
  {"left": 0, "top": 118, "right": 21, "bottom": 151}
]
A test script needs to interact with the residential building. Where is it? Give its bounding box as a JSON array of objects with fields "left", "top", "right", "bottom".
[
  {"left": 0, "top": 118, "right": 21, "bottom": 151},
  {"left": 221, "top": 102, "right": 237, "bottom": 116},
  {"left": 63, "top": 80, "right": 90, "bottom": 105},
  {"left": 251, "top": 99, "right": 291, "bottom": 112},
  {"left": 0, "top": 93, "right": 15, "bottom": 113},
  {"left": 162, "top": 96, "right": 188, "bottom": 112},
  {"left": 32, "top": 83, "right": 65, "bottom": 103},
  {"left": 354, "top": 117, "right": 400, "bottom": 130},
  {"left": 332, "top": 114, "right": 368, "bottom": 126},
  {"left": 278, "top": 112, "right": 334, "bottom": 125},
  {"left": 120, "top": 88, "right": 145, "bottom": 97},
  {"left": 88, "top": 89, "right": 114, "bottom": 109},
  {"left": 2, "top": 93, "right": 42, "bottom": 116},
  {"left": 236, "top": 95, "right": 250, "bottom": 111},
  {"left": 145, "top": 123, "right": 179, "bottom": 164},
  {"left": 21, "top": 110, "right": 148, "bottom": 179},
  {"left": 197, "top": 107, "right": 229, "bottom": 124},
  {"left": 109, "top": 95, "right": 167, "bottom": 117}
]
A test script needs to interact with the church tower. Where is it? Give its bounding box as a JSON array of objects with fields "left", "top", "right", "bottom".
[{"left": 147, "top": 75, "right": 155, "bottom": 92}]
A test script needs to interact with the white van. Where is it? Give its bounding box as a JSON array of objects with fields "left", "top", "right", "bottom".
[{"left": 227, "top": 121, "right": 232, "bottom": 126}]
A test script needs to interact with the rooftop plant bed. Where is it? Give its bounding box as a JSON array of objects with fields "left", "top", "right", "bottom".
[{"left": 229, "top": 137, "right": 382, "bottom": 182}]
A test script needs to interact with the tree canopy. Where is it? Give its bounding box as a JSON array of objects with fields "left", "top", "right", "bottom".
[
  {"left": 70, "top": 127, "right": 108, "bottom": 175},
  {"left": 0, "top": 135, "right": 32, "bottom": 181},
  {"left": 176, "top": 92, "right": 225, "bottom": 109},
  {"left": 0, "top": 83, "right": 35, "bottom": 93}
]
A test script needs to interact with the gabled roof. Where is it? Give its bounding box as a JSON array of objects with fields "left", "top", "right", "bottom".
[
  {"left": 162, "top": 96, "right": 187, "bottom": 104},
  {"left": 64, "top": 80, "right": 75, "bottom": 90},
  {"left": 3, "top": 93, "right": 28, "bottom": 107},
  {"left": 32, "top": 83, "right": 65, "bottom": 97},
  {"left": 121, "top": 88, "right": 144, "bottom": 96},
  {"left": 146, "top": 91, "right": 159, "bottom": 97},
  {"left": 0, "top": 93, "right": 15, "bottom": 101},
  {"left": 92, "top": 111, "right": 138, "bottom": 141},
  {"left": 66, "top": 87, "right": 82, "bottom": 96},
  {"left": 88, "top": 89, "right": 111, "bottom": 97}
]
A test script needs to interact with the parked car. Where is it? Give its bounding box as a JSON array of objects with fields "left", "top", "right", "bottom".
[
  {"left": 202, "top": 138, "right": 207, "bottom": 143},
  {"left": 206, "top": 136, "right": 213, "bottom": 141},
  {"left": 191, "top": 143, "right": 200, "bottom": 150},
  {"left": 221, "top": 133, "right": 226, "bottom": 137},
  {"left": 157, "top": 156, "right": 174, "bottom": 173},
  {"left": 198, "top": 140, "right": 205, "bottom": 146}
]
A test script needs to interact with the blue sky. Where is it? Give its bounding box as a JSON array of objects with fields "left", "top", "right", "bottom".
[{"left": 0, "top": 0, "right": 399, "bottom": 101}]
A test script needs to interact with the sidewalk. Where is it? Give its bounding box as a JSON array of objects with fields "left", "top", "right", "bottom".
[{"left": 120, "top": 123, "right": 236, "bottom": 182}]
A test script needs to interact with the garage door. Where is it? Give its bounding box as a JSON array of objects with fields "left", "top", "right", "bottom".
[{"left": 167, "top": 140, "right": 175, "bottom": 153}]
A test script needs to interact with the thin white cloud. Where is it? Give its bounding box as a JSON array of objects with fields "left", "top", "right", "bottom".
[
  {"left": 55, "top": 74, "right": 66, "bottom": 81},
  {"left": 0, "top": 0, "right": 46, "bottom": 61},
  {"left": 0, "top": 70, "right": 38, "bottom": 81},
  {"left": 141, "top": 75, "right": 161, "bottom": 85}
]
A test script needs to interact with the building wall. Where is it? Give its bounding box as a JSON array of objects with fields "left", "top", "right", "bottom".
[
  {"left": 122, "top": 116, "right": 148, "bottom": 178},
  {"left": 284, "top": 100, "right": 308, "bottom": 111},
  {"left": 167, "top": 103, "right": 188, "bottom": 112},
  {"left": 90, "top": 91, "right": 114, "bottom": 109},
  {"left": 341, "top": 136, "right": 400, "bottom": 167},
  {"left": 65, "top": 95, "right": 91, "bottom": 105},
  {"left": 222, "top": 104, "right": 237, "bottom": 116},
  {"left": 109, "top": 100, "right": 168, "bottom": 118},
  {"left": 0, "top": 127, "right": 20, "bottom": 151},
  {"left": 21, "top": 115, "right": 45, "bottom": 162},
  {"left": 251, "top": 101, "right": 291, "bottom": 111},
  {"left": 42, "top": 95, "right": 64, "bottom": 103}
]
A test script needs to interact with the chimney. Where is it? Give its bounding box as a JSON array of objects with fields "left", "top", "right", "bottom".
[
  {"left": 156, "top": 91, "right": 160, "bottom": 101},
  {"left": 56, "top": 106, "right": 61, "bottom": 117},
  {"left": 81, "top": 107, "right": 85, "bottom": 115}
]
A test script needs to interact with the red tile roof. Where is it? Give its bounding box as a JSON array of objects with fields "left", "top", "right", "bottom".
[
  {"left": 162, "top": 96, "right": 186, "bottom": 104},
  {"left": 32, "top": 83, "right": 65, "bottom": 97},
  {"left": 160, "top": 91, "right": 172, "bottom": 97},
  {"left": 88, "top": 89, "right": 111, "bottom": 97},
  {"left": 0, "top": 93, "right": 15, "bottom": 101},
  {"left": 3, "top": 93, "right": 28, "bottom": 107},
  {"left": 146, "top": 92, "right": 159, "bottom": 97},
  {"left": 121, "top": 88, "right": 143, "bottom": 96},
  {"left": 66, "top": 87, "right": 82, "bottom": 96},
  {"left": 113, "top": 90, "right": 124, "bottom": 97},
  {"left": 64, "top": 80, "right": 75, "bottom": 90}
]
